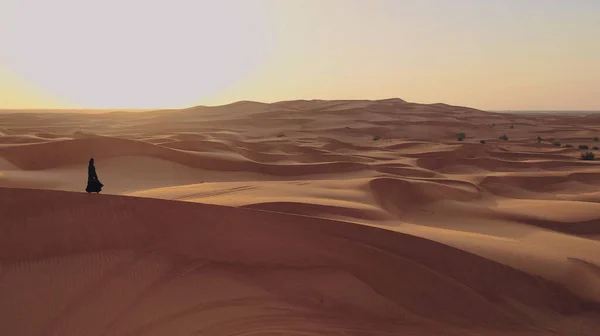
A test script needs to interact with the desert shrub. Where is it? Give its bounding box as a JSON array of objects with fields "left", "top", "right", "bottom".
[
  {"left": 499, "top": 135, "right": 508, "bottom": 141},
  {"left": 564, "top": 144, "right": 574, "bottom": 148},
  {"left": 457, "top": 133, "right": 466, "bottom": 141},
  {"left": 552, "top": 140, "right": 561, "bottom": 146},
  {"left": 373, "top": 135, "right": 381, "bottom": 141},
  {"left": 594, "top": 146, "right": 599, "bottom": 150},
  {"left": 510, "top": 125, "right": 514, "bottom": 129},
  {"left": 491, "top": 123, "right": 496, "bottom": 127},
  {"left": 579, "top": 145, "right": 589, "bottom": 150},
  {"left": 276, "top": 132, "right": 285, "bottom": 138},
  {"left": 581, "top": 151, "right": 595, "bottom": 160},
  {"left": 480, "top": 140, "right": 486, "bottom": 144},
  {"left": 594, "top": 137, "right": 599, "bottom": 142},
  {"left": 537, "top": 136, "right": 543, "bottom": 143}
]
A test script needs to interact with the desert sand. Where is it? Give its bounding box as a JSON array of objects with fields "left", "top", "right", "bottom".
[{"left": 1, "top": 99, "right": 600, "bottom": 335}]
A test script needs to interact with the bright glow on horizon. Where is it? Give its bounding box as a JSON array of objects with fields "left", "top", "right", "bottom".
[{"left": 1, "top": 0, "right": 599, "bottom": 110}]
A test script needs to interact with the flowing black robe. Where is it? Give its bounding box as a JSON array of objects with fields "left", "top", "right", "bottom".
[{"left": 85, "top": 163, "right": 104, "bottom": 193}]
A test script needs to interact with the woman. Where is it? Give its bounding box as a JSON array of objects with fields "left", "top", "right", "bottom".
[{"left": 85, "top": 158, "right": 104, "bottom": 193}]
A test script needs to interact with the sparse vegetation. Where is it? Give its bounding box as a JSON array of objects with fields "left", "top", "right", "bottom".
[
  {"left": 491, "top": 123, "right": 496, "bottom": 127},
  {"left": 480, "top": 140, "right": 486, "bottom": 144},
  {"left": 457, "top": 133, "right": 466, "bottom": 141},
  {"left": 276, "top": 132, "right": 286, "bottom": 138},
  {"left": 552, "top": 140, "right": 561, "bottom": 146},
  {"left": 579, "top": 145, "right": 589, "bottom": 150},
  {"left": 499, "top": 135, "right": 508, "bottom": 141},
  {"left": 581, "top": 151, "right": 595, "bottom": 160},
  {"left": 537, "top": 136, "right": 543, "bottom": 143},
  {"left": 594, "top": 146, "right": 599, "bottom": 150},
  {"left": 373, "top": 135, "right": 381, "bottom": 141},
  {"left": 564, "top": 144, "right": 574, "bottom": 148},
  {"left": 510, "top": 125, "right": 514, "bottom": 129},
  {"left": 594, "top": 137, "right": 599, "bottom": 142}
]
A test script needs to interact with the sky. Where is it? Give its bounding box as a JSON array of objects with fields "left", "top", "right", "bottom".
[{"left": 0, "top": 0, "right": 599, "bottom": 110}]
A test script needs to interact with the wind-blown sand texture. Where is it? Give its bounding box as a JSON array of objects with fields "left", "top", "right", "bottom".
[{"left": 1, "top": 99, "right": 600, "bottom": 335}]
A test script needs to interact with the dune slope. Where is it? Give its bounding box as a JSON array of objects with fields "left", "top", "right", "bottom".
[{"left": 1, "top": 187, "right": 600, "bottom": 336}]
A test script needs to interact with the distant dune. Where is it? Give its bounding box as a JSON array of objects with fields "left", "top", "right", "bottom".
[{"left": 2, "top": 99, "right": 600, "bottom": 335}]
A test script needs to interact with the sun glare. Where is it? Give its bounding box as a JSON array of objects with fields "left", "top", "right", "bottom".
[{"left": 0, "top": 0, "right": 275, "bottom": 108}]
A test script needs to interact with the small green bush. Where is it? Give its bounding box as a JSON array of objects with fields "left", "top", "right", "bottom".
[
  {"left": 564, "top": 144, "right": 574, "bottom": 148},
  {"left": 480, "top": 140, "right": 486, "bottom": 144},
  {"left": 581, "top": 152, "right": 595, "bottom": 160},
  {"left": 499, "top": 135, "right": 508, "bottom": 141},
  {"left": 537, "top": 136, "right": 543, "bottom": 143},
  {"left": 552, "top": 140, "right": 561, "bottom": 146},
  {"left": 579, "top": 145, "right": 589, "bottom": 150},
  {"left": 457, "top": 133, "right": 466, "bottom": 141},
  {"left": 373, "top": 135, "right": 381, "bottom": 141}
]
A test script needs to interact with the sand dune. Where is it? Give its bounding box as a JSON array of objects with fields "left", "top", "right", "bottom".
[
  {"left": 2, "top": 187, "right": 600, "bottom": 335},
  {"left": 2, "top": 99, "right": 600, "bottom": 335}
]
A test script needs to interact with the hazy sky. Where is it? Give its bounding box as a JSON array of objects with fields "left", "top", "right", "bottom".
[{"left": 1, "top": 0, "right": 598, "bottom": 110}]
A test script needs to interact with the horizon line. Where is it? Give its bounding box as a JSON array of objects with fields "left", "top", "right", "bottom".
[{"left": 0, "top": 97, "right": 598, "bottom": 113}]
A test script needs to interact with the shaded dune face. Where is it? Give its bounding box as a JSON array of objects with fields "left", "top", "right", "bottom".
[
  {"left": 0, "top": 137, "right": 371, "bottom": 176},
  {"left": 368, "top": 177, "right": 482, "bottom": 217},
  {"left": 1, "top": 188, "right": 599, "bottom": 336},
  {"left": 2, "top": 100, "right": 600, "bottom": 335}
]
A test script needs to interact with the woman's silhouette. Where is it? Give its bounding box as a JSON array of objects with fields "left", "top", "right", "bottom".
[{"left": 85, "top": 158, "right": 104, "bottom": 193}]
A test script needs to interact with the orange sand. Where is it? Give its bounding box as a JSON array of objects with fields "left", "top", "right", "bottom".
[{"left": 1, "top": 99, "right": 600, "bottom": 335}]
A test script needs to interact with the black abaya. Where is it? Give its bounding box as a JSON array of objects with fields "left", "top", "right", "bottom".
[{"left": 85, "top": 163, "right": 104, "bottom": 193}]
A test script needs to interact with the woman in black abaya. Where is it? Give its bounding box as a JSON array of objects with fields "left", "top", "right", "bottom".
[{"left": 85, "top": 158, "right": 104, "bottom": 193}]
